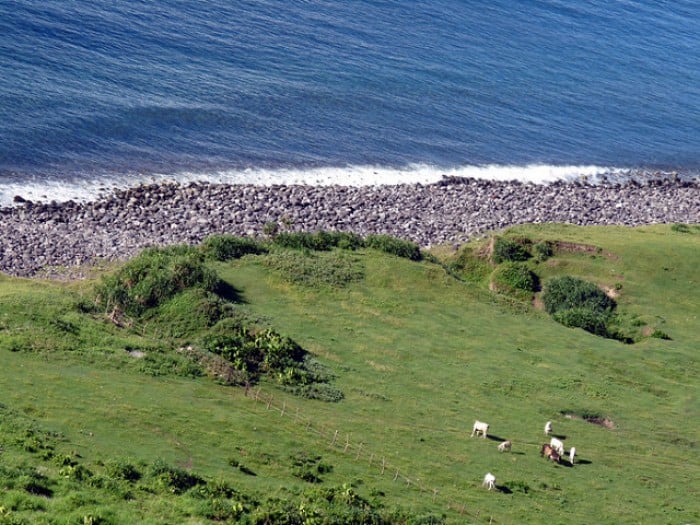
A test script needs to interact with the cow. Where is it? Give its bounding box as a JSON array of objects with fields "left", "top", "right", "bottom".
[
  {"left": 550, "top": 437, "right": 565, "bottom": 456},
  {"left": 483, "top": 472, "right": 496, "bottom": 490},
  {"left": 540, "top": 444, "right": 561, "bottom": 463},
  {"left": 471, "top": 420, "right": 489, "bottom": 438},
  {"left": 497, "top": 440, "right": 512, "bottom": 452},
  {"left": 569, "top": 446, "right": 576, "bottom": 465},
  {"left": 544, "top": 421, "right": 552, "bottom": 435}
]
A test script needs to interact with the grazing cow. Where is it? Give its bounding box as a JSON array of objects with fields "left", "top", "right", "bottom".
[
  {"left": 550, "top": 437, "right": 565, "bottom": 457},
  {"left": 569, "top": 446, "right": 576, "bottom": 465},
  {"left": 471, "top": 420, "right": 489, "bottom": 438},
  {"left": 544, "top": 421, "right": 552, "bottom": 435},
  {"left": 497, "top": 440, "right": 512, "bottom": 452},
  {"left": 540, "top": 444, "right": 561, "bottom": 463},
  {"left": 483, "top": 472, "right": 496, "bottom": 490}
]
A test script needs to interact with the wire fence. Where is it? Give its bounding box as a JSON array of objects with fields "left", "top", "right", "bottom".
[{"left": 243, "top": 385, "right": 499, "bottom": 524}]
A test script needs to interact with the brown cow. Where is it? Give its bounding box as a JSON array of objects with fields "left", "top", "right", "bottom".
[{"left": 540, "top": 443, "right": 561, "bottom": 463}]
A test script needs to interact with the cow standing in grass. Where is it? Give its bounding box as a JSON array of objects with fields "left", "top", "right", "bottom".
[
  {"left": 483, "top": 472, "right": 496, "bottom": 490},
  {"left": 544, "top": 421, "right": 552, "bottom": 435},
  {"left": 540, "top": 444, "right": 561, "bottom": 463},
  {"left": 471, "top": 420, "right": 489, "bottom": 438}
]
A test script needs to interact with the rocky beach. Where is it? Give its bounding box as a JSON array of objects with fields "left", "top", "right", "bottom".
[{"left": 1, "top": 177, "right": 698, "bottom": 277}]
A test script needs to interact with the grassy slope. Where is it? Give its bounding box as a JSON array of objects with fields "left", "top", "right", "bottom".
[{"left": 0, "top": 224, "right": 698, "bottom": 524}]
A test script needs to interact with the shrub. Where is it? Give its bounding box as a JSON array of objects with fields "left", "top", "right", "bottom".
[
  {"left": 543, "top": 276, "right": 616, "bottom": 315},
  {"left": 533, "top": 240, "right": 554, "bottom": 261},
  {"left": 492, "top": 237, "right": 531, "bottom": 263},
  {"left": 491, "top": 262, "right": 539, "bottom": 298},
  {"left": 365, "top": 234, "right": 422, "bottom": 261},
  {"left": 543, "top": 276, "right": 619, "bottom": 338},
  {"left": 671, "top": 223, "right": 691, "bottom": 233},
  {"left": 103, "top": 460, "right": 141, "bottom": 482},
  {"left": 201, "top": 234, "right": 267, "bottom": 261},
  {"left": 149, "top": 459, "right": 204, "bottom": 494},
  {"left": 552, "top": 307, "right": 611, "bottom": 337},
  {"left": 95, "top": 248, "right": 219, "bottom": 318},
  {"left": 447, "top": 247, "right": 491, "bottom": 282},
  {"left": 651, "top": 329, "right": 671, "bottom": 340}
]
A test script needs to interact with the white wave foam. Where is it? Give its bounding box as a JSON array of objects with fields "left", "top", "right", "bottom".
[{"left": 0, "top": 163, "right": 644, "bottom": 207}]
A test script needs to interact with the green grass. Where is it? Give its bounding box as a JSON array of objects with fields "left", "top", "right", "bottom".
[{"left": 0, "top": 224, "right": 698, "bottom": 524}]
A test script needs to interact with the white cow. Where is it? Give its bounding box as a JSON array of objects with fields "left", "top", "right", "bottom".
[
  {"left": 483, "top": 472, "right": 496, "bottom": 490},
  {"left": 550, "top": 437, "right": 564, "bottom": 457},
  {"left": 544, "top": 421, "right": 552, "bottom": 435},
  {"left": 471, "top": 420, "right": 489, "bottom": 438},
  {"left": 497, "top": 440, "right": 512, "bottom": 452},
  {"left": 569, "top": 446, "right": 576, "bottom": 465}
]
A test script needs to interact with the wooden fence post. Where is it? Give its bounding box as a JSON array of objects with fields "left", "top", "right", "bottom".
[
  {"left": 331, "top": 430, "right": 338, "bottom": 446},
  {"left": 280, "top": 401, "right": 286, "bottom": 416},
  {"left": 343, "top": 435, "right": 350, "bottom": 453},
  {"left": 266, "top": 394, "right": 273, "bottom": 409},
  {"left": 381, "top": 457, "right": 386, "bottom": 475},
  {"left": 355, "top": 442, "right": 363, "bottom": 460}
]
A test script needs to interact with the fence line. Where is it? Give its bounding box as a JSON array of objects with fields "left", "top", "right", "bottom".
[{"left": 242, "top": 386, "right": 498, "bottom": 523}]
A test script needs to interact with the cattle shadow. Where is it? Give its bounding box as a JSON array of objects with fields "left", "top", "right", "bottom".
[
  {"left": 575, "top": 459, "right": 592, "bottom": 465},
  {"left": 486, "top": 434, "right": 508, "bottom": 442},
  {"left": 495, "top": 485, "right": 512, "bottom": 494},
  {"left": 551, "top": 433, "right": 567, "bottom": 440}
]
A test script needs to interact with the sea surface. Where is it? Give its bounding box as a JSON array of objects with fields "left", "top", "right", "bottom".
[{"left": 1, "top": 0, "right": 699, "bottom": 206}]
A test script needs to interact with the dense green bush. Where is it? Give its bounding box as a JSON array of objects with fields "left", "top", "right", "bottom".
[
  {"left": 492, "top": 237, "right": 531, "bottom": 263},
  {"left": 201, "top": 234, "right": 267, "bottom": 261},
  {"left": 543, "top": 276, "right": 615, "bottom": 315},
  {"left": 491, "top": 262, "right": 539, "bottom": 298},
  {"left": 272, "top": 230, "right": 365, "bottom": 252},
  {"left": 552, "top": 307, "right": 611, "bottom": 337},
  {"left": 543, "top": 276, "right": 619, "bottom": 338},
  {"left": 533, "top": 240, "right": 554, "bottom": 261},
  {"left": 365, "top": 234, "right": 422, "bottom": 261},
  {"left": 95, "top": 247, "right": 219, "bottom": 318}
]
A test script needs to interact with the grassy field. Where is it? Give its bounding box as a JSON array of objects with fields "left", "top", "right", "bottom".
[{"left": 0, "top": 224, "right": 698, "bottom": 524}]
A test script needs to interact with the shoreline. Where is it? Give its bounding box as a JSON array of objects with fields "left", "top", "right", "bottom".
[{"left": 1, "top": 177, "right": 698, "bottom": 277}]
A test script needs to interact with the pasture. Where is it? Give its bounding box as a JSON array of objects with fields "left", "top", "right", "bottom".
[{"left": 0, "top": 223, "right": 697, "bottom": 524}]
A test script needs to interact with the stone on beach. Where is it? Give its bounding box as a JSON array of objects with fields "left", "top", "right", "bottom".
[{"left": 0, "top": 178, "right": 698, "bottom": 277}]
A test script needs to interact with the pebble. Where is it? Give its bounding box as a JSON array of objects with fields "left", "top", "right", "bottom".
[{"left": 0, "top": 177, "right": 698, "bottom": 277}]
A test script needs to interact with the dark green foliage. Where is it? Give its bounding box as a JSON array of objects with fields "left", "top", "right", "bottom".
[
  {"left": 272, "top": 230, "right": 365, "bottom": 252},
  {"left": 552, "top": 307, "right": 611, "bottom": 337},
  {"left": 503, "top": 480, "right": 530, "bottom": 494},
  {"left": 149, "top": 459, "right": 205, "bottom": 494},
  {"left": 263, "top": 250, "right": 365, "bottom": 288},
  {"left": 290, "top": 453, "right": 333, "bottom": 483},
  {"left": 446, "top": 247, "right": 491, "bottom": 283},
  {"left": 95, "top": 247, "right": 219, "bottom": 318},
  {"left": 651, "top": 329, "right": 671, "bottom": 340},
  {"left": 103, "top": 460, "right": 141, "bottom": 482},
  {"left": 533, "top": 240, "right": 554, "bottom": 261},
  {"left": 491, "top": 262, "right": 539, "bottom": 299},
  {"left": 543, "top": 276, "right": 618, "bottom": 338},
  {"left": 365, "top": 234, "right": 422, "bottom": 261},
  {"left": 671, "top": 223, "right": 691, "bottom": 233},
  {"left": 201, "top": 234, "right": 267, "bottom": 261},
  {"left": 492, "top": 237, "right": 531, "bottom": 263},
  {"left": 543, "top": 276, "right": 616, "bottom": 316}
]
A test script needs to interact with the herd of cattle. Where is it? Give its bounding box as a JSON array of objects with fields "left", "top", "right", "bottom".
[{"left": 471, "top": 419, "right": 578, "bottom": 491}]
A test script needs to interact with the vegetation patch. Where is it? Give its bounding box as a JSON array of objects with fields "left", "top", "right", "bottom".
[
  {"left": 263, "top": 250, "right": 365, "bottom": 288},
  {"left": 491, "top": 237, "right": 532, "bottom": 263},
  {"left": 490, "top": 262, "right": 539, "bottom": 301}
]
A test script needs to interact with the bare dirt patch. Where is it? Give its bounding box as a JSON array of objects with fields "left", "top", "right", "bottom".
[
  {"left": 554, "top": 241, "right": 618, "bottom": 260},
  {"left": 562, "top": 412, "right": 616, "bottom": 429}
]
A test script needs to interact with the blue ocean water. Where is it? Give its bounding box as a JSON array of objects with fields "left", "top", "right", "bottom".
[{"left": 0, "top": 0, "right": 698, "bottom": 203}]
